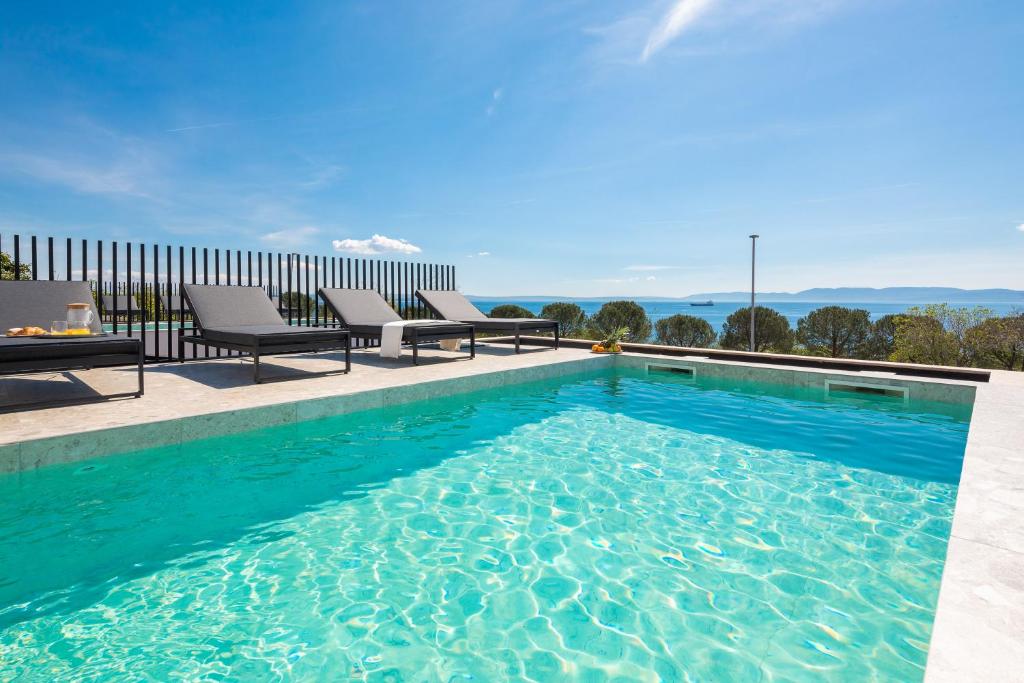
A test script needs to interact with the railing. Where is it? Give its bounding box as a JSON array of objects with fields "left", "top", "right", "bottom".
[{"left": 1, "top": 232, "right": 455, "bottom": 362}]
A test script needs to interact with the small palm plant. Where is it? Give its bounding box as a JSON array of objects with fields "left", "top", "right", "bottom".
[{"left": 592, "top": 325, "right": 629, "bottom": 353}]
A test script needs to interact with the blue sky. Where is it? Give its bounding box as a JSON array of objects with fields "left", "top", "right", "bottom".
[{"left": 0, "top": 0, "right": 1021, "bottom": 296}]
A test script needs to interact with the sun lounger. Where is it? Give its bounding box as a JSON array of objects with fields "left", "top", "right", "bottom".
[
  {"left": 319, "top": 288, "right": 474, "bottom": 364},
  {"left": 415, "top": 290, "right": 559, "bottom": 353},
  {"left": 0, "top": 281, "right": 143, "bottom": 410},
  {"left": 100, "top": 293, "right": 145, "bottom": 322},
  {"left": 179, "top": 285, "right": 350, "bottom": 383}
]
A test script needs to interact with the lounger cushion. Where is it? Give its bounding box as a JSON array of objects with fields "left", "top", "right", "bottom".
[
  {"left": 319, "top": 288, "right": 402, "bottom": 325},
  {"left": 183, "top": 285, "right": 284, "bottom": 328},
  {"left": 0, "top": 281, "right": 103, "bottom": 333},
  {"left": 201, "top": 324, "right": 348, "bottom": 347},
  {"left": 101, "top": 295, "right": 143, "bottom": 313},
  {"left": 415, "top": 290, "right": 489, "bottom": 321},
  {"left": 0, "top": 336, "right": 140, "bottom": 364},
  {"left": 466, "top": 319, "right": 558, "bottom": 331},
  {"left": 346, "top": 321, "right": 473, "bottom": 339}
]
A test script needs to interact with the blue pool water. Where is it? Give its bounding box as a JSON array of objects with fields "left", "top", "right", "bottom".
[{"left": 0, "top": 369, "right": 970, "bottom": 681}]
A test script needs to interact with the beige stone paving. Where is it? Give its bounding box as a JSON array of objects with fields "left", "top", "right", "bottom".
[{"left": 1, "top": 345, "right": 1021, "bottom": 680}]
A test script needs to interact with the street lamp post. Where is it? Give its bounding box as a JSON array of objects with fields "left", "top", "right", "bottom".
[{"left": 749, "top": 234, "right": 759, "bottom": 352}]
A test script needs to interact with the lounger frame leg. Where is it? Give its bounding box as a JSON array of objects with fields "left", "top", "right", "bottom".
[
  {"left": 470, "top": 331, "right": 476, "bottom": 359},
  {"left": 514, "top": 324, "right": 521, "bottom": 353},
  {"left": 136, "top": 341, "right": 145, "bottom": 397},
  {"left": 554, "top": 325, "right": 560, "bottom": 350},
  {"left": 345, "top": 336, "right": 351, "bottom": 373},
  {"left": 412, "top": 329, "right": 419, "bottom": 365},
  {"left": 253, "top": 352, "right": 262, "bottom": 383}
]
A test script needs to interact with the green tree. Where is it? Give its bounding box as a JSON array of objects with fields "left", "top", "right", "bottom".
[
  {"left": 963, "top": 314, "right": 1024, "bottom": 370},
  {"left": 796, "top": 306, "right": 872, "bottom": 358},
  {"left": 720, "top": 306, "right": 793, "bottom": 353},
  {"left": 0, "top": 251, "right": 32, "bottom": 280},
  {"left": 590, "top": 300, "right": 652, "bottom": 342},
  {"left": 278, "top": 291, "right": 316, "bottom": 318},
  {"left": 655, "top": 314, "right": 716, "bottom": 348},
  {"left": 892, "top": 304, "right": 993, "bottom": 367},
  {"left": 488, "top": 304, "right": 534, "bottom": 318},
  {"left": 863, "top": 313, "right": 903, "bottom": 360},
  {"left": 540, "top": 302, "right": 588, "bottom": 337}
]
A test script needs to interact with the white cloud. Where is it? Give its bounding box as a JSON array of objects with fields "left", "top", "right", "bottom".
[
  {"left": 486, "top": 87, "right": 504, "bottom": 116},
  {"left": 332, "top": 234, "right": 422, "bottom": 255},
  {"left": 1017, "top": 223, "right": 1024, "bottom": 233},
  {"left": 468, "top": 251, "right": 491, "bottom": 258},
  {"left": 641, "top": 0, "right": 717, "bottom": 62},
  {"left": 625, "top": 264, "right": 678, "bottom": 271},
  {"left": 0, "top": 151, "right": 153, "bottom": 197},
  {"left": 646, "top": 275, "right": 657, "bottom": 281},
  {"left": 260, "top": 226, "right": 320, "bottom": 247}
]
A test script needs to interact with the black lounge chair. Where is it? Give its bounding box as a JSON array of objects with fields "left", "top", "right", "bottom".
[
  {"left": 100, "top": 293, "right": 145, "bottom": 322},
  {"left": 0, "top": 281, "right": 143, "bottom": 410},
  {"left": 178, "top": 284, "right": 350, "bottom": 383},
  {"left": 158, "top": 293, "right": 190, "bottom": 319},
  {"left": 415, "top": 290, "right": 559, "bottom": 353},
  {"left": 319, "top": 288, "right": 475, "bottom": 365}
]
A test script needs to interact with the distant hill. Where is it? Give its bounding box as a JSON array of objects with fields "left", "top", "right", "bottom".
[
  {"left": 680, "top": 287, "right": 1024, "bottom": 303},
  {"left": 468, "top": 287, "right": 1024, "bottom": 304}
]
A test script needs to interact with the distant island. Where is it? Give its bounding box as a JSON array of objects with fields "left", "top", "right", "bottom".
[{"left": 468, "top": 287, "right": 1024, "bottom": 304}]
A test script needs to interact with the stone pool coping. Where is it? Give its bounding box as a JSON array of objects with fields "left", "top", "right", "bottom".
[{"left": 0, "top": 346, "right": 1020, "bottom": 680}]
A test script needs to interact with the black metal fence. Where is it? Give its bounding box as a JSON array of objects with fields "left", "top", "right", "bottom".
[{"left": 1, "top": 232, "right": 455, "bottom": 362}]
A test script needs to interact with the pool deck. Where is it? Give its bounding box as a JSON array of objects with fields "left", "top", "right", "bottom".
[{"left": 1, "top": 344, "right": 1022, "bottom": 681}]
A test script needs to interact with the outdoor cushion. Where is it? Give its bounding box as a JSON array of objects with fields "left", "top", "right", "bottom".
[
  {"left": 319, "top": 288, "right": 402, "bottom": 325},
  {"left": 415, "top": 290, "right": 489, "bottom": 321},
  {"left": 183, "top": 285, "right": 285, "bottom": 329},
  {"left": 100, "top": 294, "right": 143, "bottom": 313},
  {"left": 0, "top": 281, "right": 103, "bottom": 333},
  {"left": 466, "top": 321, "right": 561, "bottom": 331},
  {"left": 346, "top": 321, "right": 472, "bottom": 339},
  {"left": 200, "top": 324, "right": 348, "bottom": 347},
  {"left": 0, "top": 336, "right": 139, "bottom": 364}
]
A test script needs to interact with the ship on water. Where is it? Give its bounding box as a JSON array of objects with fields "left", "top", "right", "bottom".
[{"left": 689, "top": 300, "right": 714, "bottom": 307}]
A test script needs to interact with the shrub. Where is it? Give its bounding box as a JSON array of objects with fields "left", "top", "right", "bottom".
[
  {"left": 963, "top": 314, "right": 1024, "bottom": 370},
  {"left": 796, "top": 306, "right": 872, "bottom": 358},
  {"left": 540, "top": 302, "right": 588, "bottom": 337},
  {"left": 590, "top": 300, "right": 652, "bottom": 343},
  {"left": 655, "top": 314, "right": 716, "bottom": 348},
  {"left": 720, "top": 306, "right": 793, "bottom": 353},
  {"left": 488, "top": 304, "right": 534, "bottom": 319},
  {"left": 892, "top": 305, "right": 993, "bottom": 367}
]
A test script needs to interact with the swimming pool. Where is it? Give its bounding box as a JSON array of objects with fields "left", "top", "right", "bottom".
[{"left": 0, "top": 367, "right": 970, "bottom": 681}]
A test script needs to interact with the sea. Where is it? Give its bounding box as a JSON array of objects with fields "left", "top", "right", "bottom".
[{"left": 468, "top": 299, "right": 1023, "bottom": 328}]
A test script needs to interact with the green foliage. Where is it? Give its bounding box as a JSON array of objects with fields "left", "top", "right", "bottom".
[
  {"left": 863, "top": 313, "right": 902, "bottom": 360},
  {"left": 591, "top": 300, "right": 652, "bottom": 342},
  {"left": 601, "top": 325, "right": 630, "bottom": 347},
  {"left": 278, "top": 291, "right": 316, "bottom": 318},
  {"left": 796, "top": 306, "right": 872, "bottom": 358},
  {"left": 963, "top": 314, "right": 1024, "bottom": 370},
  {"left": 720, "top": 306, "right": 793, "bottom": 353},
  {"left": 488, "top": 304, "right": 535, "bottom": 319},
  {"left": 655, "top": 314, "right": 716, "bottom": 348},
  {"left": 892, "top": 304, "right": 993, "bottom": 367},
  {"left": 0, "top": 251, "right": 32, "bottom": 280},
  {"left": 540, "top": 302, "right": 588, "bottom": 337}
]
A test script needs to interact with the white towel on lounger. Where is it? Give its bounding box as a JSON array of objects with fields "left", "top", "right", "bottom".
[{"left": 380, "top": 321, "right": 411, "bottom": 359}]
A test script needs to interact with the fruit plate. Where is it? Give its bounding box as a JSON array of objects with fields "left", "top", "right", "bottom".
[{"left": 591, "top": 349, "right": 623, "bottom": 354}]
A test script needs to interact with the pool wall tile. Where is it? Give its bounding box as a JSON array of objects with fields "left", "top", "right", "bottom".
[
  {"left": 4, "top": 356, "right": 609, "bottom": 473},
  {"left": 617, "top": 354, "right": 977, "bottom": 405},
  {"left": 0, "top": 443, "right": 19, "bottom": 474}
]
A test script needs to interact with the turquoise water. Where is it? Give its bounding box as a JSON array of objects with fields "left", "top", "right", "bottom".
[{"left": 0, "top": 369, "right": 970, "bottom": 681}]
